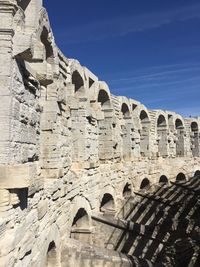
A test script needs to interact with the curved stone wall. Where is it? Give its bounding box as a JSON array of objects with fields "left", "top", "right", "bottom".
[{"left": 0, "top": 1, "right": 200, "bottom": 266}]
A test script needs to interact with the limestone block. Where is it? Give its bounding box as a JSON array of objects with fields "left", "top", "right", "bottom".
[{"left": 0, "top": 164, "right": 30, "bottom": 189}]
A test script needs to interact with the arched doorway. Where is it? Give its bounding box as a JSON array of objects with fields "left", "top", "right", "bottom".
[
  {"left": 70, "top": 208, "right": 91, "bottom": 244},
  {"left": 157, "top": 115, "right": 168, "bottom": 157},
  {"left": 175, "top": 119, "right": 185, "bottom": 156},
  {"left": 46, "top": 241, "right": 59, "bottom": 267},
  {"left": 72, "top": 70, "right": 84, "bottom": 94},
  {"left": 121, "top": 103, "right": 132, "bottom": 160},
  {"left": 176, "top": 173, "right": 186, "bottom": 182},
  {"left": 191, "top": 122, "right": 199, "bottom": 157},
  {"left": 100, "top": 193, "right": 115, "bottom": 213},
  {"left": 140, "top": 178, "right": 150, "bottom": 190},
  {"left": 98, "top": 90, "right": 113, "bottom": 161},
  {"left": 159, "top": 175, "right": 168, "bottom": 184},
  {"left": 139, "top": 111, "right": 150, "bottom": 157}
]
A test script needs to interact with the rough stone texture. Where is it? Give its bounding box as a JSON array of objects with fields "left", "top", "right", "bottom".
[{"left": 0, "top": 1, "right": 200, "bottom": 267}]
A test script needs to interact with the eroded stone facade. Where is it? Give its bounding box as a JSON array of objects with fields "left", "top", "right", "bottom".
[{"left": 0, "top": 1, "right": 200, "bottom": 267}]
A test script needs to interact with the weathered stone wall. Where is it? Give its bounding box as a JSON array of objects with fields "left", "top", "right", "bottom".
[{"left": 0, "top": 1, "right": 200, "bottom": 267}]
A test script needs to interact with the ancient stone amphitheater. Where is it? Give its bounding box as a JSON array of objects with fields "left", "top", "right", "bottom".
[{"left": 0, "top": 1, "right": 200, "bottom": 267}]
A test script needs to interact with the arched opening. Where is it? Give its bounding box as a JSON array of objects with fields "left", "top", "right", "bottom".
[
  {"left": 121, "top": 103, "right": 130, "bottom": 119},
  {"left": 194, "top": 170, "right": 200, "bottom": 178},
  {"left": 98, "top": 90, "right": 111, "bottom": 109},
  {"left": 176, "top": 173, "right": 186, "bottom": 182},
  {"left": 123, "top": 183, "right": 132, "bottom": 198},
  {"left": 121, "top": 103, "right": 132, "bottom": 160},
  {"left": 159, "top": 175, "right": 168, "bottom": 184},
  {"left": 140, "top": 111, "right": 150, "bottom": 157},
  {"left": 70, "top": 208, "right": 91, "bottom": 243},
  {"left": 140, "top": 178, "right": 150, "bottom": 190},
  {"left": 72, "top": 71, "right": 84, "bottom": 93},
  {"left": 98, "top": 90, "right": 113, "bottom": 161},
  {"left": 46, "top": 241, "right": 59, "bottom": 267},
  {"left": 100, "top": 193, "right": 115, "bottom": 213},
  {"left": 157, "top": 115, "right": 168, "bottom": 157},
  {"left": 175, "top": 119, "right": 185, "bottom": 156},
  {"left": 191, "top": 122, "right": 199, "bottom": 157},
  {"left": 40, "top": 27, "right": 54, "bottom": 61}
]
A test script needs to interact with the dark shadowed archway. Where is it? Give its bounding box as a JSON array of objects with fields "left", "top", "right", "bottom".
[
  {"left": 100, "top": 193, "right": 115, "bottom": 213},
  {"left": 70, "top": 208, "right": 91, "bottom": 243},
  {"left": 176, "top": 173, "right": 186, "bottom": 182},
  {"left": 159, "top": 175, "right": 168, "bottom": 184},
  {"left": 140, "top": 178, "right": 150, "bottom": 189},
  {"left": 72, "top": 71, "right": 84, "bottom": 92}
]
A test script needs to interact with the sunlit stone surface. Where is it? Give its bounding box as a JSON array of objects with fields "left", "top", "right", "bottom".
[{"left": 0, "top": 1, "right": 200, "bottom": 266}]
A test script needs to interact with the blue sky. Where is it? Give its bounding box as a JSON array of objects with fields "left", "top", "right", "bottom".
[{"left": 44, "top": 0, "right": 200, "bottom": 117}]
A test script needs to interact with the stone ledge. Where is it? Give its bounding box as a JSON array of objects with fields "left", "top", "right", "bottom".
[{"left": 0, "top": 164, "right": 33, "bottom": 189}]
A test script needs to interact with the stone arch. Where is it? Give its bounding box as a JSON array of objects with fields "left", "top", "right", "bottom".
[
  {"left": 72, "top": 70, "right": 84, "bottom": 93},
  {"left": 157, "top": 114, "right": 168, "bottom": 157},
  {"left": 139, "top": 110, "right": 150, "bottom": 156},
  {"left": 121, "top": 103, "right": 130, "bottom": 119},
  {"left": 46, "top": 241, "right": 59, "bottom": 267},
  {"left": 68, "top": 196, "right": 92, "bottom": 244},
  {"left": 100, "top": 193, "right": 115, "bottom": 213},
  {"left": 121, "top": 102, "right": 132, "bottom": 160},
  {"left": 194, "top": 170, "right": 200, "bottom": 178},
  {"left": 98, "top": 89, "right": 111, "bottom": 109},
  {"left": 36, "top": 224, "right": 61, "bottom": 267},
  {"left": 176, "top": 172, "right": 186, "bottom": 182},
  {"left": 99, "top": 185, "right": 116, "bottom": 213},
  {"left": 33, "top": 9, "right": 58, "bottom": 65},
  {"left": 140, "top": 178, "right": 150, "bottom": 190},
  {"left": 191, "top": 121, "right": 199, "bottom": 157},
  {"left": 97, "top": 88, "right": 113, "bottom": 161},
  {"left": 69, "top": 60, "right": 86, "bottom": 96},
  {"left": 68, "top": 196, "right": 92, "bottom": 231},
  {"left": 159, "top": 175, "right": 168, "bottom": 184},
  {"left": 70, "top": 208, "right": 91, "bottom": 244},
  {"left": 40, "top": 26, "right": 54, "bottom": 60},
  {"left": 175, "top": 118, "right": 185, "bottom": 156}
]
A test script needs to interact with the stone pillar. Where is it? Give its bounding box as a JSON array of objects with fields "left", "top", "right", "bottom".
[
  {"left": 0, "top": 1, "right": 17, "bottom": 164},
  {"left": 98, "top": 109, "right": 114, "bottom": 162}
]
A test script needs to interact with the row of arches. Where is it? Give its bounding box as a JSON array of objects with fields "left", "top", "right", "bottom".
[
  {"left": 44, "top": 170, "right": 200, "bottom": 265},
  {"left": 70, "top": 169, "right": 200, "bottom": 238},
  {"left": 71, "top": 66, "right": 199, "bottom": 161},
  {"left": 139, "top": 170, "right": 200, "bottom": 190}
]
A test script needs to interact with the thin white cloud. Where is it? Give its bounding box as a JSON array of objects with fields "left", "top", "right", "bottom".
[
  {"left": 110, "top": 65, "right": 200, "bottom": 84},
  {"left": 105, "top": 61, "right": 200, "bottom": 116},
  {"left": 59, "top": 3, "right": 200, "bottom": 44}
]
